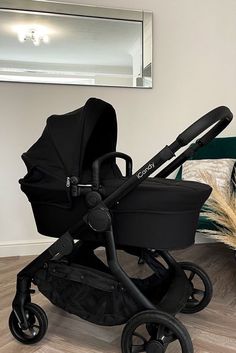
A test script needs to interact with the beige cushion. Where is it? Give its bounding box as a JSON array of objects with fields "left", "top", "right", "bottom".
[
  {"left": 233, "top": 164, "right": 236, "bottom": 186},
  {"left": 182, "top": 159, "right": 235, "bottom": 195}
]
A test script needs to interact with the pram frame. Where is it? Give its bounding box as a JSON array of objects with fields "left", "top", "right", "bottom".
[{"left": 12, "top": 106, "right": 232, "bottom": 333}]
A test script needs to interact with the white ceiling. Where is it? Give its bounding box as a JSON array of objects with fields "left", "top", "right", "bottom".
[{"left": 0, "top": 10, "right": 142, "bottom": 67}]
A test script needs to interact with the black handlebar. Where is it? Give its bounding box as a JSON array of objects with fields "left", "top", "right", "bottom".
[
  {"left": 92, "top": 152, "right": 133, "bottom": 190},
  {"left": 176, "top": 106, "right": 233, "bottom": 147},
  {"left": 156, "top": 106, "right": 233, "bottom": 178}
]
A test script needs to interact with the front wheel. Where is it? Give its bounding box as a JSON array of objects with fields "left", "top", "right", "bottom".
[
  {"left": 180, "top": 262, "right": 213, "bottom": 314},
  {"left": 121, "top": 310, "right": 193, "bottom": 353},
  {"left": 9, "top": 303, "right": 48, "bottom": 344}
]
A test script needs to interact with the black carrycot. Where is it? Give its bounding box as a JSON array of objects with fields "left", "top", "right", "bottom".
[{"left": 20, "top": 98, "right": 211, "bottom": 250}]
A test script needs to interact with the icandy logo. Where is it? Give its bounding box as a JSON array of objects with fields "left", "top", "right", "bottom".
[{"left": 137, "top": 163, "right": 155, "bottom": 179}]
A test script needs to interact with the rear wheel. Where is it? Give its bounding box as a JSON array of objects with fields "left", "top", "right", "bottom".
[
  {"left": 121, "top": 310, "right": 193, "bottom": 353},
  {"left": 9, "top": 303, "right": 48, "bottom": 344},
  {"left": 180, "top": 262, "right": 213, "bottom": 314}
]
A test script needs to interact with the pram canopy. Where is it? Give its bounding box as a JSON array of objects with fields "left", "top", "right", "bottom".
[{"left": 20, "top": 98, "right": 119, "bottom": 209}]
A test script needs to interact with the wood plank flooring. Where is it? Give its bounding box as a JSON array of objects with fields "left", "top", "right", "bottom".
[{"left": 0, "top": 243, "right": 236, "bottom": 353}]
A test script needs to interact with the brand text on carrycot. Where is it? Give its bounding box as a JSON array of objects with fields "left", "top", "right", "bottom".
[{"left": 137, "top": 163, "right": 155, "bottom": 179}]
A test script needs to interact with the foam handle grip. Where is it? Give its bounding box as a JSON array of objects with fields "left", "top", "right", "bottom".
[{"left": 176, "top": 106, "right": 233, "bottom": 147}]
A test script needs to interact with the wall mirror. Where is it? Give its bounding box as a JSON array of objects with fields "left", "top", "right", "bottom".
[{"left": 0, "top": 1, "right": 152, "bottom": 88}]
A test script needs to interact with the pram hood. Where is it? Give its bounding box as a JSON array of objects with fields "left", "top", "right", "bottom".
[
  {"left": 20, "top": 98, "right": 118, "bottom": 208},
  {"left": 22, "top": 97, "right": 117, "bottom": 179}
]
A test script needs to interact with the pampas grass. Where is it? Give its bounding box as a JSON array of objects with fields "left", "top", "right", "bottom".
[{"left": 199, "top": 171, "right": 236, "bottom": 249}]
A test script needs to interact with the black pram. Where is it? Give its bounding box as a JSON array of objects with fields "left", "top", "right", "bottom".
[{"left": 9, "top": 98, "right": 233, "bottom": 353}]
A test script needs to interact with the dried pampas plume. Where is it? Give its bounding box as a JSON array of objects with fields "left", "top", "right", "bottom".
[{"left": 198, "top": 171, "right": 236, "bottom": 249}]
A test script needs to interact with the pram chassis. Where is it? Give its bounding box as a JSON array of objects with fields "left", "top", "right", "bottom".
[{"left": 10, "top": 106, "right": 233, "bottom": 352}]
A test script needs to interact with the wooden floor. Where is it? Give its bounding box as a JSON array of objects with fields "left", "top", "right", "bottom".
[{"left": 0, "top": 243, "right": 236, "bottom": 353}]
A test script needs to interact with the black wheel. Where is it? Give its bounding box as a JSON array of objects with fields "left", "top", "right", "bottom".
[
  {"left": 180, "top": 261, "right": 213, "bottom": 314},
  {"left": 121, "top": 310, "right": 193, "bottom": 353},
  {"left": 9, "top": 303, "right": 48, "bottom": 344}
]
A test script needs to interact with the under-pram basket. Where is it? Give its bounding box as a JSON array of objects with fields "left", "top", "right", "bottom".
[
  {"left": 33, "top": 243, "right": 192, "bottom": 326},
  {"left": 9, "top": 98, "right": 233, "bottom": 353}
]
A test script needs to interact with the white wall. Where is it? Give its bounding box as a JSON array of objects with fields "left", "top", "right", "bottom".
[{"left": 0, "top": 0, "right": 236, "bottom": 256}]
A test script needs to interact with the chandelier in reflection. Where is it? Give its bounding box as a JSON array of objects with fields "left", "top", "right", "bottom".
[{"left": 16, "top": 25, "right": 49, "bottom": 46}]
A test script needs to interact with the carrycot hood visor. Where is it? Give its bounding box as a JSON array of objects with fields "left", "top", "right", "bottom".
[
  {"left": 22, "top": 98, "right": 118, "bottom": 181},
  {"left": 19, "top": 98, "right": 117, "bottom": 210}
]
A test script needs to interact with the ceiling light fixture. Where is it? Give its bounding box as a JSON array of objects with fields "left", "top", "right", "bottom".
[{"left": 15, "top": 25, "right": 50, "bottom": 46}]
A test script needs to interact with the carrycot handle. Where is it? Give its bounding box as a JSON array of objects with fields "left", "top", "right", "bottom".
[
  {"left": 176, "top": 106, "right": 233, "bottom": 147},
  {"left": 92, "top": 152, "right": 133, "bottom": 191}
]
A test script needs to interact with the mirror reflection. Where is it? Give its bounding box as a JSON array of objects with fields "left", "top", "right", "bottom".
[{"left": 0, "top": 4, "right": 152, "bottom": 88}]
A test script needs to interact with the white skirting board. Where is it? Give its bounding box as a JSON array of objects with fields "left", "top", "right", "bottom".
[
  {"left": 0, "top": 239, "right": 54, "bottom": 257},
  {"left": 0, "top": 233, "right": 214, "bottom": 257}
]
